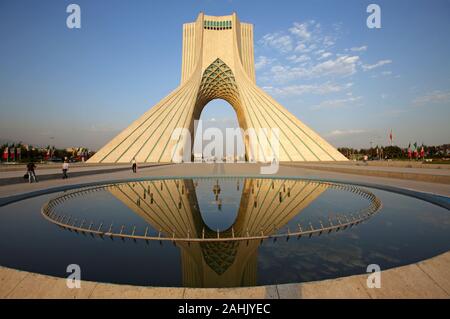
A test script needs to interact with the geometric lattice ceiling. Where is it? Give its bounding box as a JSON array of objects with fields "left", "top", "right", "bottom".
[{"left": 197, "top": 58, "right": 241, "bottom": 107}]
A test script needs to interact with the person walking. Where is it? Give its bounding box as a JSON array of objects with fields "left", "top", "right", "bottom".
[
  {"left": 131, "top": 158, "right": 137, "bottom": 173},
  {"left": 26, "top": 162, "right": 37, "bottom": 183},
  {"left": 62, "top": 160, "right": 69, "bottom": 179}
]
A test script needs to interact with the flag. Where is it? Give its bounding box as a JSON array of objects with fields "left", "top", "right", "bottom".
[
  {"left": 407, "top": 143, "right": 412, "bottom": 159},
  {"left": 3, "top": 147, "right": 8, "bottom": 160},
  {"left": 10, "top": 148, "right": 15, "bottom": 161},
  {"left": 413, "top": 142, "right": 418, "bottom": 158},
  {"left": 420, "top": 145, "right": 425, "bottom": 158},
  {"left": 389, "top": 129, "right": 393, "bottom": 145}
]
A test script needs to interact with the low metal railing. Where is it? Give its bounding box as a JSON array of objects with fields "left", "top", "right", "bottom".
[{"left": 41, "top": 179, "right": 382, "bottom": 243}]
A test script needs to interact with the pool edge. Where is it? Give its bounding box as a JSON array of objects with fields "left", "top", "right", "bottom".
[{"left": 1, "top": 250, "right": 448, "bottom": 298}]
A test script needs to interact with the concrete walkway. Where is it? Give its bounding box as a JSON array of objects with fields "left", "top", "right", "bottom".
[
  {"left": 1, "top": 162, "right": 449, "bottom": 198},
  {"left": 0, "top": 162, "right": 449, "bottom": 298},
  {"left": 287, "top": 162, "right": 450, "bottom": 184},
  {"left": 0, "top": 163, "right": 167, "bottom": 186}
]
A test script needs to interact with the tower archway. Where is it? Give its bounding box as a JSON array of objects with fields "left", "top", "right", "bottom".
[{"left": 191, "top": 59, "right": 247, "bottom": 162}]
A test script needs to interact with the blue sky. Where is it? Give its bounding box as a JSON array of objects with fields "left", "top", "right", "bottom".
[{"left": 0, "top": 0, "right": 449, "bottom": 150}]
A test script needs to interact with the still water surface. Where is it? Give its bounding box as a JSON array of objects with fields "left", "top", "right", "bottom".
[{"left": 0, "top": 177, "right": 448, "bottom": 288}]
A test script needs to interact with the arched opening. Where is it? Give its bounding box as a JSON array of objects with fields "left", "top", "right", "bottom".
[
  {"left": 192, "top": 99, "right": 246, "bottom": 162},
  {"left": 188, "top": 58, "right": 249, "bottom": 162}
]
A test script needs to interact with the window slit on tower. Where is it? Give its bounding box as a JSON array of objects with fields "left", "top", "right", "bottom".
[{"left": 204, "top": 20, "right": 232, "bottom": 30}]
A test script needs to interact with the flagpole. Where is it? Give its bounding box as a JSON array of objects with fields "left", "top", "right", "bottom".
[{"left": 389, "top": 129, "right": 393, "bottom": 146}]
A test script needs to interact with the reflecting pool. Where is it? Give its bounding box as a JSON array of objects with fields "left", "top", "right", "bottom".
[{"left": 0, "top": 177, "right": 449, "bottom": 288}]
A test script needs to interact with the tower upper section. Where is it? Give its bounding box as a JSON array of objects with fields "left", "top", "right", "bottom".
[{"left": 181, "top": 12, "right": 256, "bottom": 84}]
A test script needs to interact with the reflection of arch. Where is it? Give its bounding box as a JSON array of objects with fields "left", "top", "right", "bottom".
[
  {"left": 107, "top": 178, "right": 328, "bottom": 287},
  {"left": 88, "top": 13, "right": 348, "bottom": 163}
]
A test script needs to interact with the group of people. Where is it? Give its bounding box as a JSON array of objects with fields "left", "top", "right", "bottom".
[
  {"left": 25, "top": 158, "right": 137, "bottom": 184},
  {"left": 25, "top": 158, "right": 70, "bottom": 183}
]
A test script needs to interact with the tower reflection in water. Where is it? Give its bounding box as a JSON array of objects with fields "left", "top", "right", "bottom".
[{"left": 107, "top": 178, "right": 328, "bottom": 288}]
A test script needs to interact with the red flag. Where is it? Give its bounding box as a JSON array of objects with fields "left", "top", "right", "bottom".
[
  {"left": 3, "top": 147, "right": 8, "bottom": 160},
  {"left": 389, "top": 129, "right": 393, "bottom": 145},
  {"left": 420, "top": 146, "right": 425, "bottom": 158}
]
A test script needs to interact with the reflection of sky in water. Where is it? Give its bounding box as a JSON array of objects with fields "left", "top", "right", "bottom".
[
  {"left": 0, "top": 193, "right": 181, "bottom": 286},
  {"left": 258, "top": 189, "right": 450, "bottom": 284},
  {"left": 282, "top": 188, "right": 370, "bottom": 231},
  {"left": 0, "top": 178, "right": 449, "bottom": 288},
  {"left": 195, "top": 179, "right": 242, "bottom": 231}
]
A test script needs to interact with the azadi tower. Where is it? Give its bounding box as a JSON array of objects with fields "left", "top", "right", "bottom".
[{"left": 88, "top": 13, "right": 347, "bottom": 163}]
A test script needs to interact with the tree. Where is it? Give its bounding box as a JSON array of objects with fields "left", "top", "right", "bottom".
[{"left": 383, "top": 146, "right": 403, "bottom": 159}]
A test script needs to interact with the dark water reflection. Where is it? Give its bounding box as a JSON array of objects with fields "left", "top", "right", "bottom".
[{"left": 0, "top": 178, "right": 448, "bottom": 288}]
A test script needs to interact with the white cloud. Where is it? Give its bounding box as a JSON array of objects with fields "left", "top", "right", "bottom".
[
  {"left": 317, "top": 52, "right": 333, "bottom": 60},
  {"left": 413, "top": 90, "right": 450, "bottom": 105},
  {"left": 255, "top": 56, "right": 274, "bottom": 70},
  {"left": 287, "top": 54, "right": 310, "bottom": 63},
  {"left": 315, "top": 49, "right": 325, "bottom": 55},
  {"left": 294, "top": 43, "right": 306, "bottom": 52},
  {"left": 326, "top": 129, "right": 367, "bottom": 137},
  {"left": 350, "top": 45, "right": 368, "bottom": 52},
  {"left": 362, "top": 59, "right": 392, "bottom": 71},
  {"left": 322, "top": 36, "right": 335, "bottom": 47},
  {"left": 267, "top": 55, "right": 359, "bottom": 83},
  {"left": 256, "top": 21, "right": 390, "bottom": 98},
  {"left": 310, "top": 55, "right": 359, "bottom": 77},
  {"left": 295, "top": 43, "right": 317, "bottom": 53},
  {"left": 260, "top": 33, "right": 293, "bottom": 53},
  {"left": 263, "top": 82, "right": 353, "bottom": 97},
  {"left": 289, "top": 22, "right": 311, "bottom": 40},
  {"left": 260, "top": 20, "right": 338, "bottom": 64},
  {"left": 311, "top": 95, "right": 363, "bottom": 110}
]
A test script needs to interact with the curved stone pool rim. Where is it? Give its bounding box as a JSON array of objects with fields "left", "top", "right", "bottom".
[{"left": 1, "top": 251, "right": 449, "bottom": 298}]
